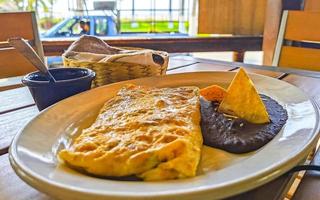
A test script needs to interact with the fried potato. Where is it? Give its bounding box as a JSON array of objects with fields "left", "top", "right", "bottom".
[
  {"left": 218, "top": 68, "right": 270, "bottom": 124},
  {"left": 200, "top": 85, "right": 227, "bottom": 102}
]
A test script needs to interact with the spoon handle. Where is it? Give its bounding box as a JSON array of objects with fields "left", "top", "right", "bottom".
[{"left": 8, "top": 37, "right": 56, "bottom": 82}]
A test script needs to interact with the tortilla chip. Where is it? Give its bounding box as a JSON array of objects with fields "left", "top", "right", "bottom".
[
  {"left": 218, "top": 68, "right": 270, "bottom": 124},
  {"left": 200, "top": 85, "right": 227, "bottom": 102}
]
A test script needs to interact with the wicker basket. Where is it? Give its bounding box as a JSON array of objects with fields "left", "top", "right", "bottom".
[{"left": 62, "top": 49, "right": 169, "bottom": 87}]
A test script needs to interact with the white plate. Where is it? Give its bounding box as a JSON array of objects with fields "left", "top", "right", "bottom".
[{"left": 9, "top": 72, "right": 320, "bottom": 200}]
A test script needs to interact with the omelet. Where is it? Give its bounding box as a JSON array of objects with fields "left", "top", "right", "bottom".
[{"left": 59, "top": 85, "right": 203, "bottom": 181}]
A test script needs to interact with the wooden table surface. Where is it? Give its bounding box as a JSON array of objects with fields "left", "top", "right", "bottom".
[{"left": 0, "top": 55, "right": 320, "bottom": 200}]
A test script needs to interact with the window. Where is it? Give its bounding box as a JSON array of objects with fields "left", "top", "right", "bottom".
[
  {"left": 71, "top": 20, "right": 83, "bottom": 35},
  {"left": 57, "top": 18, "right": 77, "bottom": 36},
  {"left": 95, "top": 18, "right": 108, "bottom": 36}
]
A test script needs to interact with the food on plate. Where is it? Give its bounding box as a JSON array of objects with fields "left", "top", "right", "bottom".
[
  {"left": 200, "top": 68, "right": 288, "bottom": 153},
  {"left": 218, "top": 68, "right": 270, "bottom": 124},
  {"left": 200, "top": 95, "right": 288, "bottom": 153},
  {"left": 59, "top": 68, "right": 288, "bottom": 180},
  {"left": 200, "top": 85, "right": 227, "bottom": 102},
  {"left": 59, "top": 85, "right": 202, "bottom": 181}
]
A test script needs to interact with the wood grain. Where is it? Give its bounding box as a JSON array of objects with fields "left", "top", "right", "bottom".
[
  {"left": 198, "top": 0, "right": 266, "bottom": 35},
  {"left": 0, "top": 12, "right": 34, "bottom": 41},
  {"left": 285, "top": 11, "right": 320, "bottom": 42},
  {"left": 166, "top": 56, "right": 320, "bottom": 79},
  {"left": 262, "top": 0, "right": 283, "bottom": 65},
  {"left": 232, "top": 67, "right": 285, "bottom": 78},
  {"left": 0, "top": 76, "right": 24, "bottom": 91},
  {"left": 304, "top": 0, "right": 320, "bottom": 11},
  {"left": 262, "top": 1, "right": 320, "bottom": 66},
  {"left": 170, "top": 55, "right": 200, "bottom": 62},
  {"left": 0, "top": 154, "right": 52, "bottom": 200},
  {"left": 279, "top": 46, "right": 320, "bottom": 71},
  {"left": 233, "top": 0, "right": 267, "bottom": 35},
  {"left": 42, "top": 36, "right": 263, "bottom": 56},
  {"left": 227, "top": 174, "right": 294, "bottom": 200},
  {"left": 0, "top": 12, "right": 44, "bottom": 79},
  {"left": 292, "top": 148, "right": 320, "bottom": 200},
  {"left": 0, "top": 87, "right": 34, "bottom": 114},
  {"left": 282, "top": 75, "right": 320, "bottom": 104},
  {"left": 0, "top": 48, "right": 38, "bottom": 78},
  {"left": 167, "top": 58, "right": 198, "bottom": 70},
  {"left": 0, "top": 106, "right": 38, "bottom": 155},
  {"left": 198, "top": 0, "right": 235, "bottom": 34},
  {"left": 8, "top": 38, "right": 48, "bottom": 76},
  {"left": 167, "top": 62, "right": 234, "bottom": 74}
]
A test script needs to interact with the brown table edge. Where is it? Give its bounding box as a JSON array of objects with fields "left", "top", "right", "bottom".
[{"left": 185, "top": 57, "right": 320, "bottom": 79}]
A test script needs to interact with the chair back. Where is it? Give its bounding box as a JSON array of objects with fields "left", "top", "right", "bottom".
[
  {"left": 272, "top": 11, "right": 320, "bottom": 71},
  {"left": 0, "top": 11, "right": 44, "bottom": 78}
]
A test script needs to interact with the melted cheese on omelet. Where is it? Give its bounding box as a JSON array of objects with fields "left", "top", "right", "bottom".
[{"left": 59, "top": 85, "right": 202, "bottom": 181}]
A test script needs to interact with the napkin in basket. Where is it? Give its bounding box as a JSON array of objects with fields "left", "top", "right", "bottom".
[{"left": 62, "top": 35, "right": 169, "bottom": 86}]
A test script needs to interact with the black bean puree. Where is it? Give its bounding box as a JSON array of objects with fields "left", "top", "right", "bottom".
[{"left": 200, "top": 95, "right": 288, "bottom": 153}]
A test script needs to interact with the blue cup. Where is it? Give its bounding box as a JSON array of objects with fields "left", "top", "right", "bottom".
[{"left": 22, "top": 68, "right": 96, "bottom": 111}]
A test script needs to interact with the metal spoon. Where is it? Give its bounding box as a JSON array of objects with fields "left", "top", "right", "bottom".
[{"left": 8, "top": 37, "right": 56, "bottom": 82}]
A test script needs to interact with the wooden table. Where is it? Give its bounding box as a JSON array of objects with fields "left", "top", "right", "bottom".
[{"left": 1, "top": 55, "right": 319, "bottom": 200}]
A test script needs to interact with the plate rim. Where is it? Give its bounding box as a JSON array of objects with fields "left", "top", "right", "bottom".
[{"left": 9, "top": 71, "right": 320, "bottom": 199}]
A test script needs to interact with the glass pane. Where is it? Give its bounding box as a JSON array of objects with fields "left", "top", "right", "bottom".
[
  {"left": 95, "top": 18, "right": 108, "bottom": 36},
  {"left": 71, "top": 20, "right": 82, "bottom": 35},
  {"left": 171, "top": 0, "right": 181, "bottom": 9},
  {"left": 1, "top": 0, "right": 191, "bottom": 37},
  {"left": 136, "top": 0, "right": 152, "bottom": 9},
  {"left": 155, "top": 0, "right": 169, "bottom": 9},
  {"left": 119, "top": 0, "right": 133, "bottom": 10},
  {"left": 59, "top": 19, "right": 76, "bottom": 34}
]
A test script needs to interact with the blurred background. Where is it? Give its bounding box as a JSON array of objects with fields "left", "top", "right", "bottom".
[
  {"left": 0, "top": 0, "right": 191, "bottom": 36},
  {"left": 1, "top": 0, "right": 308, "bottom": 65}
]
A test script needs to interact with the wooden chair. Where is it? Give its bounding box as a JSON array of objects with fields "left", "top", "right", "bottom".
[
  {"left": 0, "top": 11, "right": 44, "bottom": 82},
  {"left": 272, "top": 11, "right": 320, "bottom": 71},
  {"left": 262, "top": 0, "right": 320, "bottom": 65}
]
